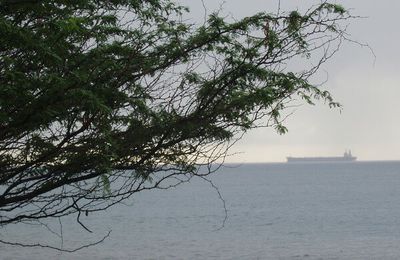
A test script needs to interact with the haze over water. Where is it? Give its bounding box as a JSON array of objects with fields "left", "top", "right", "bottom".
[{"left": 2, "top": 161, "right": 400, "bottom": 259}]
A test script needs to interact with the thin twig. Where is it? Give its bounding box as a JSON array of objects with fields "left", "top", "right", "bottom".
[
  {"left": 0, "top": 230, "right": 112, "bottom": 253},
  {"left": 199, "top": 176, "right": 228, "bottom": 231}
]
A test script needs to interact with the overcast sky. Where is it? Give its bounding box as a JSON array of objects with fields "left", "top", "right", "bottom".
[{"left": 179, "top": 0, "right": 400, "bottom": 162}]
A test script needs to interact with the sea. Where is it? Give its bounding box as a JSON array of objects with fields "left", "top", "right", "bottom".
[{"left": 2, "top": 161, "right": 400, "bottom": 260}]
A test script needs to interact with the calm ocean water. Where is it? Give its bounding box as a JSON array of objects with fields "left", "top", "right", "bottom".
[{"left": 2, "top": 161, "right": 400, "bottom": 259}]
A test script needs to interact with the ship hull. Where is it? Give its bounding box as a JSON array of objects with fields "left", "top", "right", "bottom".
[{"left": 287, "top": 156, "right": 357, "bottom": 163}]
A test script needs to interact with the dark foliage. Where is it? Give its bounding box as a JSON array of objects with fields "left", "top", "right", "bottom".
[{"left": 0, "top": 0, "right": 350, "bottom": 230}]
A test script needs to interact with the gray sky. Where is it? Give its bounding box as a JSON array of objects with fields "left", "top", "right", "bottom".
[{"left": 179, "top": 0, "right": 400, "bottom": 162}]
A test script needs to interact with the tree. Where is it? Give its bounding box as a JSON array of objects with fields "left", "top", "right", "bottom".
[{"left": 1, "top": 0, "right": 350, "bottom": 233}]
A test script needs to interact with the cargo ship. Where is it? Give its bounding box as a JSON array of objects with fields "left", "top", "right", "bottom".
[{"left": 287, "top": 150, "right": 357, "bottom": 163}]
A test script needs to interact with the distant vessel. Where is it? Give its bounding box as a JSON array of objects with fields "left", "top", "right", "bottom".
[{"left": 287, "top": 150, "right": 357, "bottom": 163}]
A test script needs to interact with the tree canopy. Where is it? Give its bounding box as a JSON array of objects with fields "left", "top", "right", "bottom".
[{"left": 0, "top": 0, "right": 351, "bottom": 230}]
